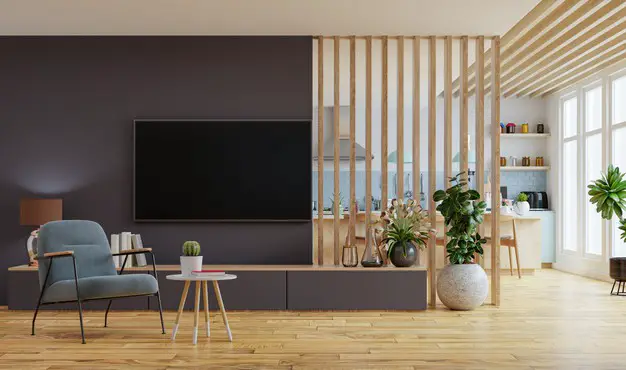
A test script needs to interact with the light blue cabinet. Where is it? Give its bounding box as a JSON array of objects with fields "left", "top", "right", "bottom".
[{"left": 529, "top": 211, "right": 555, "bottom": 263}]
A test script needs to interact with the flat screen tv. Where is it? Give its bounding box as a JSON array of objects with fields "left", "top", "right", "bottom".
[{"left": 134, "top": 119, "right": 312, "bottom": 221}]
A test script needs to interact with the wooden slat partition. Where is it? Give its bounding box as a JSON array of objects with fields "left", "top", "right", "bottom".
[
  {"left": 443, "top": 36, "right": 452, "bottom": 264},
  {"left": 317, "top": 36, "right": 324, "bottom": 265},
  {"left": 412, "top": 37, "right": 420, "bottom": 206},
  {"left": 349, "top": 36, "right": 356, "bottom": 245},
  {"left": 381, "top": 37, "right": 389, "bottom": 210},
  {"left": 460, "top": 36, "right": 469, "bottom": 183},
  {"left": 397, "top": 36, "right": 404, "bottom": 200},
  {"left": 490, "top": 36, "right": 501, "bottom": 306},
  {"left": 475, "top": 36, "right": 485, "bottom": 268},
  {"left": 365, "top": 36, "right": 373, "bottom": 248},
  {"left": 428, "top": 36, "right": 437, "bottom": 307},
  {"left": 333, "top": 36, "right": 341, "bottom": 265}
]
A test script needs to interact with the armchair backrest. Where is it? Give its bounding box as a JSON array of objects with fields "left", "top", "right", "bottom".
[{"left": 37, "top": 220, "right": 117, "bottom": 289}]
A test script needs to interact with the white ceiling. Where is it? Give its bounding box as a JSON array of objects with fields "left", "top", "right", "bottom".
[{"left": 0, "top": 0, "right": 539, "bottom": 36}]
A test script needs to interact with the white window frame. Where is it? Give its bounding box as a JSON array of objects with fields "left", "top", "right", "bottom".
[
  {"left": 559, "top": 90, "right": 579, "bottom": 256},
  {"left": 581, "top": 81, "right": 605, "bottom": 259},
  {"left": 609, "top": 70, "right": 626, "bottom": 257},
  {"left": 556, "top": 62, "right": 626, "bottom": 280}
]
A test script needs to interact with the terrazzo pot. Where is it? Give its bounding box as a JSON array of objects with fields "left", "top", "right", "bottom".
[{"left": 437, "top": 263, "right": 488, "bottom": 310}]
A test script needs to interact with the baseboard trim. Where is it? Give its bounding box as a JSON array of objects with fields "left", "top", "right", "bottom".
[{"left": 541, "top": 263, "right": 553, "bottom": 269}]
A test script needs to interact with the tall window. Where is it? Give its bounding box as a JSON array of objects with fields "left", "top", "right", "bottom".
[
  {"left": 584, "top": 86, "right": 603, "bottom": 256},
  {"left": 613, "top": 75, "right": 626, "bottom": 257},
  {"left": 562, "top": 96, "right": 578, "bottom": 252}
]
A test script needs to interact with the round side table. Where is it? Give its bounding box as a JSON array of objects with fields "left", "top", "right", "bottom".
[{"left": 166, "top": 273, "right": 237, "bottom": 344}]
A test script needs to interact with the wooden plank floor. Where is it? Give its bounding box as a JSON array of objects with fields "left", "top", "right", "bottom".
[{"left": 1, "top": 269, "right": 625, "bottom": 369}]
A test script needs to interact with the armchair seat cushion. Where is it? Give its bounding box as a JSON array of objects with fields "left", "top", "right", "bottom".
[{"left": 42, "top": 274, "right": 158, "bottom": 303}]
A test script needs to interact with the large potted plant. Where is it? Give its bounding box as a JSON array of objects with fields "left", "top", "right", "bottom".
[
  {"left": 378, "top": 199, "right": 430, "bottom": 267},
  {"left": 433, "top": 173, "right": 488, "bottom": 310},
  {"left": 180, "top": 241, "right": 202, "bottom": 276},
  {"left": 588, "top": 165, "right": 626, "bottom": 291}
]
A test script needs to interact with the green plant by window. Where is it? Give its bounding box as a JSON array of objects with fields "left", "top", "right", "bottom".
[
  {"left": 433, "top": 173, "right": 487, "bottom": 264},
  {"left": 378, "top": 199, "right": 430, "bottom": 258},
  {"left": 588, "top": 165, "right": 626, "bottom": 242},
  {"left": 516, "top": 193, "right": 528, "bottom": 202}
]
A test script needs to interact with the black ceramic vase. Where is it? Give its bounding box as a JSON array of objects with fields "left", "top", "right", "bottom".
[{"left": 389, "top": 242, "right": 418, "bottom": 267}]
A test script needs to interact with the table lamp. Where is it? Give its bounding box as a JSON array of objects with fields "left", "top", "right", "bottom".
[{"left": 20, "top": 198, "right": 63, "bottom": 266}]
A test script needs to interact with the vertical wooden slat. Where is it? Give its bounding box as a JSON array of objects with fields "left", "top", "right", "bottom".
[
  {"left": 397, "top": 36, "right": 404, "bottom": 200},
  {"left": 491, "top": 36, "right": 501, "bottom": 306},
  {"left": 381, "top": 37, "right": 389, "bottom": 210},
  {"left": 475, "top": 36, "right": 485, "bottom": 267},
  {"left": 460, "top": 36, "right": 469, "bottom": 183},
  {"left": 349, "top": 36, "right": 356, "bottom": 245},
  {"left": 412, "top": 37, "right": 420, "bottom": 207},
  {"left": 443, "top": 36, "right": 452, "bottom": 265},
  {"left": 317, "top": 36, "right": 324, "bottom": 266},
  {"left": 428, "top": 36, "right": 437, "bottom": 308},
  {"left": 333, "top": 36, "right": 341, "bottom": 266},
  {"left": 366, "top": 36, "right": 373, "bottom": 249}
]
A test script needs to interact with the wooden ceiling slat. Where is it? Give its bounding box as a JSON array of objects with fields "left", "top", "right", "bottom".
[
  {"left": 447, "top": 0, "right": 557, "bottom": 96},
  {"left": 502, "top": 6, "right": 626, "bottom": 97},
  {"left": 516, "top": 33, "right": 626, "bottom": 97},
  {"left": 469, "top": 0, "right": 604, "bottom": 95},
  {"left": 531, "top": 43, "right": 626, "bottom": 97}
]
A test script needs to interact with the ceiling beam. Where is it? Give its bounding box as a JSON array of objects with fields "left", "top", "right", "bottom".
[
  {"left": 531, "top": 43, "right": 626, "bottom": 97},
  {"left": 515, "top": 33, "right": 626, "bottom": 97},
  {"left": 469, "top": 0, "right": 595, "bottom": 96},
  {"left": 445, "top": 0, "right": 557, "bottom": 97},
  {"left": 502, "top": 4, "right": 626, "bottom": 97}
]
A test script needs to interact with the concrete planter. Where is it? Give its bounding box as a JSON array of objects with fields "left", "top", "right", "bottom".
[{"left": 436, "top": 263, "right": 488, "bottom": 310}]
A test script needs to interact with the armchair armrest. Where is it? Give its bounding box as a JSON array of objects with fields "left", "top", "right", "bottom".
[
  {"left": 35, "top": 250, "right": 75, "bottom": 260},
  {"left": 113, "top": 248, "right": 152, "bottom": 256}
]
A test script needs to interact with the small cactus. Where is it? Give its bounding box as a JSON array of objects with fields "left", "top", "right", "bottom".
[{"left": 182, "top": 241, "right": 201, "bottom": 256}]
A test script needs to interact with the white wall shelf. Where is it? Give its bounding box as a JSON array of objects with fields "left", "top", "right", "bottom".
[
  {"left": 500, "top": 133, "right": 550, "bottom": 138},
  {"left": 501, "top": 166, "right": 550, "bottom": 172}
]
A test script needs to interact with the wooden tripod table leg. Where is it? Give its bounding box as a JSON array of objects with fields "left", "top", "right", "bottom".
[
  {"left": 202, "top": 281, "right": 210, "bottom": 337},
  {"left": 213, "top": 281, "right": 232, "bottom": 342},
  {"left": 171, "top": 280, "right": 190, "bottom": 341},
  {"left": 193, "top": 281, "right": 201, "bottom": 345}
]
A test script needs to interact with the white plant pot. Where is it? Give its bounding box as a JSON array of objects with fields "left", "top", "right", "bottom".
[
  {"left": 515, "top": 201, "right": 530, "bottom": 216},
  {"left": 180, "top": 256, "right": 203, "bottom": 276},
  {"left": 436, "top": 264, "right": 488, "bottom": 311}
]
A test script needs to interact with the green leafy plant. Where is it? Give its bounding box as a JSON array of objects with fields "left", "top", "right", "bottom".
[
  {"left": 182, "top": 241, "right": 201, "bottom": 256},
  {"left": 516, "top": 193, "right": 528, "bottom": 202},
  {"left": 329, "top": 192, "right": 345, "bottom": 213},
  {"left": 433, "top": 173, "right": 487, "bottom": 264},
  {"left": 378, "top": 199, "right": 430, "bottom": 258},
  {"left": 588, "top": 165, "right": 626, "bottom": 242}
]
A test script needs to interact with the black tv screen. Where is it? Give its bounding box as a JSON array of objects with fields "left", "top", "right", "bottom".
[{"left": 134, "top": 119, "right": 312, "bottom": 221}]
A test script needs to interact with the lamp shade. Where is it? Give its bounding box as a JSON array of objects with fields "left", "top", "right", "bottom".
[
  {"left": 388, "top": 150, "right": 413, "bottom": 164},
  {"left": 20, "top": 198, "right": 63, "bottom": 226}
]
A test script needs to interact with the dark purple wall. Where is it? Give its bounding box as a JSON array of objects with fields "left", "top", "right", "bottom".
[{"left": 0, "top": 36, "right": 313, "bottom": 304}]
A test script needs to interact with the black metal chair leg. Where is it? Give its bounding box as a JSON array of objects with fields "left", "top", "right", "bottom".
[
  {"left": 32, "top": 258, "right": 54, "bottom": 336},
  {"left": 104, "top": 300, "right": 113, "bottom": 327},
  {"left": 611, "top": 280, "right": 617, "bottom": 295},
  {"left": 71, "top": 256, "right": 87, "bottom": 344},
  {"left": 156, "top": 293, "right": 165, "bottom": 334}
]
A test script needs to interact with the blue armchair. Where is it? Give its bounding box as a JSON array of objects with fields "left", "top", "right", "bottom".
[{"left": 32, "top": 220, "right": 165, "bottom": 343}]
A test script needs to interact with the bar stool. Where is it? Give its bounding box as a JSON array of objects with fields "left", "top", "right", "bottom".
[{"left": 485, "top": 218, "right": 521, "bottom": 279}]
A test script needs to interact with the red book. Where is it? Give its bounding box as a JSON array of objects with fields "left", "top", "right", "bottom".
[{"left": 191, "top": 270, "right": 225, "bottom": 276}]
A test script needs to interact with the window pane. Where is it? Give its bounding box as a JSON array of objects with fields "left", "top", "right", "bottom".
[
  {"left": 585, "top": 87, "right": 602, "bottom": 132},
  {"left": 586, "top": 134, "right": 603, "bottom": 255},
  {"left": 613, "top": 127, "right": 626, "bottom": 257},
  {"left": 563, "top": 140, "right": 578, "bottom": 251},
  {"left": 563, "top": 97, "right": 578, "bottom": 138},
  {"left": 613, "top": 76, "right": 626, "bottom": 125}
]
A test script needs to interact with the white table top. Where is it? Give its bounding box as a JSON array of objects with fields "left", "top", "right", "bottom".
[{"left": 166, "top": 273, "right": 237, "bottom": 281}]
